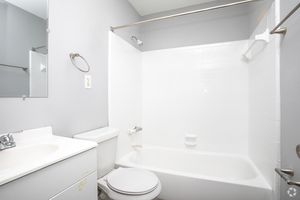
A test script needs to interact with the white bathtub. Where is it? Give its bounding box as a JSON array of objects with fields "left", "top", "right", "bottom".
[{"left": 116, "top": 146, "right": 272, "bottom": 200}]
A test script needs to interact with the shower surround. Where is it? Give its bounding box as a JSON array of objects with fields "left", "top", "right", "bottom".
[
  {"left": 141, "top": 40, "right": 249, "bottom": 154},
  {"left": 109, "top": 32, "right": 250, "bottom": 157},
  {"left": 108, "top": 5, "right": 279, "bottom": 195}
]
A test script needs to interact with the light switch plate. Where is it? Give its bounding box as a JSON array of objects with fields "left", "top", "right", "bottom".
[{"left": 84, "top": 75, "right": 92, "bottom": 89}]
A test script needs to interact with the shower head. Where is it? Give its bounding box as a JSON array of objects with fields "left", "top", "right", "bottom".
[{"left": 131, "top": 36, "right": 143, "bottom": 47}]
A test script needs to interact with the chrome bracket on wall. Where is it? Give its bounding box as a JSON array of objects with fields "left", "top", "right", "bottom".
[
  {"left": 271, "top": 27, "right": 288, "bottom": 35},
  {"left": 270, "top": 3, "right": 300, "bottom": 35},
  {"left": 275, "top": 168, "right": 300, "bottom": 187}
]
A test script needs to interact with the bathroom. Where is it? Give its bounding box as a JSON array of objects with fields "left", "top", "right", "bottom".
[{"left": 0, "top": 0, "right": 299, "bottom": 199}]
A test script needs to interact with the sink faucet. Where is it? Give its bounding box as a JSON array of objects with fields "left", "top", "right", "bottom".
[{"left": 0, "top": 134, "right": 16, "bottom": 151}]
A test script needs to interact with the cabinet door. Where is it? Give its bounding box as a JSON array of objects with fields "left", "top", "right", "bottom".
[{"left": 49, "top": 172, "right": 97, "bottom": 200}]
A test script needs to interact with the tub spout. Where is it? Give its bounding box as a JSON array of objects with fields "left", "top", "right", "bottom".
[{"left": 128, "top": 126, "right": 143, "bottom": 135}]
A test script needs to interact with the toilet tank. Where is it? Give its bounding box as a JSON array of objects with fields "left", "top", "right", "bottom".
[{"left": 74, "top": 127, "right": 119, "bottom": 178}]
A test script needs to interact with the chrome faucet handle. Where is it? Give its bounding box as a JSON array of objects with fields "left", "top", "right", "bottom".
[
  {"left": 275, "top": 168, "right": 300, "bottom": 187},
  {"left": 0, "top": 133, "right": 16, "bottom": 151},
  {"left": 0, "top": 134, "right": 11, "bottom": 143},
  {"left": 1, "top": 134, "right": 14, "bottom": 144},
  {"left": 8, "top": 134, "right": 15, "bottom": 144},
  {"left": 128, "top": 126, "right": 143, "bottom": 135}
]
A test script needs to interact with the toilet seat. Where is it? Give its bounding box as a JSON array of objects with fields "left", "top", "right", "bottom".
[
  {"left": 107, "top": 168, "right": 159, "bottom": 195},
  {"left": 98, "top": 168, "right": 161, "bottom": 200}
]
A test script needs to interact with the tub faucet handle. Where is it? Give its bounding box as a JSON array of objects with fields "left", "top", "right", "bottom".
[
  {"left": 128, "top": 126, "right": 143, "bottom": 135},
  {"left": 0, "top": 133, "right": 16, "bottom": 151}
]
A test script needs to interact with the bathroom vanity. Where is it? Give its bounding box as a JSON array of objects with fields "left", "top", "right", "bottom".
[{"left": 0, "top": 127, "right": 98, "bottom": 200}]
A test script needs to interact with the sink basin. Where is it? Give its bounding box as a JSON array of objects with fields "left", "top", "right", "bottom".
[
  {"left": 0, "top": 144, "right": 59, "bottom": 171},
  {"left": 0, "top": 126, "right": 97, "bottom": 186}
]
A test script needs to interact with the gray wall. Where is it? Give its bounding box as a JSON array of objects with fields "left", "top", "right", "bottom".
[
  {"left": 0, "top": 0, "right": 140, "bottom": 137},
  {"left": 138, "top": 0, "right": 273, "bottom": 51},
  {"left": 280, "top": 0, "right": 300, "bottom": 199},
  {"left": 139, "top": 0, "right": 252, "bottom": 51},
  {"left": 0, "top": 3, "right": 5, "bottom": 63},
  {"left": 248, "top": 0, "right": 274, "bottom": 37},
  {"left": 0, "top": 2, "right": 47, "bottom": 97}
]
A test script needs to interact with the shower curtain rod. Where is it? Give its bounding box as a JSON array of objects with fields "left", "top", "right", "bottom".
[{"left": 111, "top": 0, "right": 262, "bottom": 31}]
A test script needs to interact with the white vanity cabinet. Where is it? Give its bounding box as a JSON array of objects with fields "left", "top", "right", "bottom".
[
  {"left": 0, "top": 149, "right": 98, "bottom": 200},
  {"left": 49, "top": 172, "right": 97, "bottom": 200}
]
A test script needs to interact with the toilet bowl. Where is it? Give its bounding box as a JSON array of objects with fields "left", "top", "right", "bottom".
[{"left": 74, "top": 127, "right": 161, "bottom": 200}]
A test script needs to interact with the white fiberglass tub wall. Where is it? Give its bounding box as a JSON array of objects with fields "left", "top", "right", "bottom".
[
  {"left": 109, "top": 33, "right": 249, "bottom": 156},
  {"left": 117, "top": 146, "right": 272, "bottom": 200},
  {"left": 108, "top": 32, "right": 272, "bottom": 200},
  {"left": 108, "top": 32, "right": 142, "bottom": 160},
  {"left": 142, "top": 40, "right": 249, "bottom": 154},
  {"left": 248, "top": 2, "right": 280, "bottom": 198}
]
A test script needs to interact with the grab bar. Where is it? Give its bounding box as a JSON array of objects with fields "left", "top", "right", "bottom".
[{"left": 275, "top": 168, "right": 300, "bottom": 187}]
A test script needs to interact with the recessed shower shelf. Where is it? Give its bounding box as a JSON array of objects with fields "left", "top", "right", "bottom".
[{"left": 184, "top": 134, "right": 198, "bottom": 148}]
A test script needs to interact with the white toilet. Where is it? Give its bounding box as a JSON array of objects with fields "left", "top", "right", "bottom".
[{"left": 74, "top": 127, "right": 161, "bottom": 200}]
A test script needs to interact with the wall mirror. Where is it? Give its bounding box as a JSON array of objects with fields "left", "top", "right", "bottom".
[{"left": 0, "top": 0, "right": 48, "bottom": 98}]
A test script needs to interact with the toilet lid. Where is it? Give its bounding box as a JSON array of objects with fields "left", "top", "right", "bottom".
[{"left": 106, "top": 168, "right": 159, "bottom": 195}]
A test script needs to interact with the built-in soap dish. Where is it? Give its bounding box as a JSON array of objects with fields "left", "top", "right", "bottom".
[{"left": 184, "top": 134, "right": 197, "bottom": 148}]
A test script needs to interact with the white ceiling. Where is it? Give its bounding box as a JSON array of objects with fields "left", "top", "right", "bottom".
[
  {"left": 5, "top": 0, "right": 47, "bottom": 19},
  {"left": 128, "top": 0, "right": 218, "bottom": 16}
]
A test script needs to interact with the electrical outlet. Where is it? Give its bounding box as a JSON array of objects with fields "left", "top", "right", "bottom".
[{"left": 84, "top": 75, "right": 92, "bottom": 89}]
